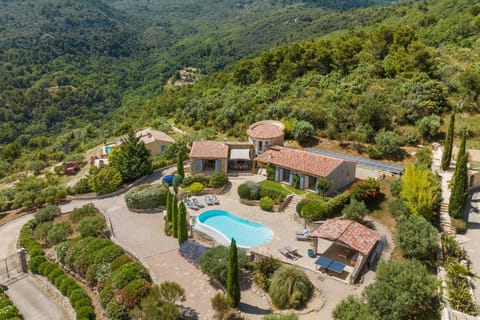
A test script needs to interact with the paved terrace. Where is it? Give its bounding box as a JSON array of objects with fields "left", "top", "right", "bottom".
[{"left": 60, "top": 171, "right": 375, "bottom": 319}]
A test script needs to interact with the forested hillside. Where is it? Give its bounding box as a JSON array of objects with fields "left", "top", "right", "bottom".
[{"left": 1, "top": 0, "right": 480, "bottom": 180}]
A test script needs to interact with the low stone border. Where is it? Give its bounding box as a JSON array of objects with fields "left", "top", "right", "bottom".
[
  {"left": 128, "top": 206, "right": 165, "bottom": 214},
  {"left": 239, "top": 194, "right": 294, "bottom": 212}
]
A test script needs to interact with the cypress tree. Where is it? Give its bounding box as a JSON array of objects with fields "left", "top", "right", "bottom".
[
  {"left": 441, "top": 113, "right": 455, "bottom": 171},
  {"left": 166, "top": 191, "right": 172, "bottom": 222},
  {"left": 451, "top": 130, "right": 467, "bottom": 184},
  {"left": 177, "top": 202, "right": 188, "bottom": 245},
  {"left": 177, "top": 152, "right": 185, "bottom": 178},
  {"left": 172, "top": 194, "right": 179, "bottom": 238},
  {"left": 448, "top": 152, "right": 469, "bottom": 219},
  {"left": 226, "top": 239, "right": 241, "bottom": 307}
]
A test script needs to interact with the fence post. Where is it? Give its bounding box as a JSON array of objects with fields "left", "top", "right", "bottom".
[{"left": 18, "top": 248, "right": 27, "bottom": 273}]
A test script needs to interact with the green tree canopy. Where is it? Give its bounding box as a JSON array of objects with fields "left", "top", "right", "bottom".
[
  {"left": 227, "top": 239, "right": 241, "bottom": 307},
  {"left": 109, "top": 131, "right": 153, "bottom": 182},
  {"left": 364, "top": 259, "right": 439, "bottom": 320},
  {"left": 441, "top": 113, "right": 455, "bottom": 170},
  {"left": 400, "top": 164, "right": 440, "bottom": 222},
  {"left": 88, "top": 166, "right": 123, "bottom": 195},
  {"left": 397, "top": 214, "right": 438, "bottom": 263}
]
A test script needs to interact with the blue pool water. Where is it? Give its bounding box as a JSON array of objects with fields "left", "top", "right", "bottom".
[{"left": 198, "top": 210, "right": 273, "bottom": 247}]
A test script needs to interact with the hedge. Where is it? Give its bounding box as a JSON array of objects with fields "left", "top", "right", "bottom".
[
  {"left": 181, "top": 174, "right": 210, "bottom": 188},
  {"left": 125, "top": 184, "right": 169, "bottom": 209},
  {"left": 20, "top": 220, "right": 95, "bottom": 320},
  {"left": 0, "top": 293, "right": 20, "bottom": 320},
  {"left": 209, "top": 172, "right": 229, "bottom": 188},
  {"left": 258, "top": 186, "right": 286, "bottom": 204}
]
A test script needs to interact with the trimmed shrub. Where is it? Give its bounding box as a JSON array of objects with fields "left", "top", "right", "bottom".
[
  {"left": 269, "top": 266, "right": 312, "bottom": 309},
  {"left": 209, "top": 172, "right": 229, "bottom": 188},
  {"left": 88, "top": 166, "right": 123, "bottom": 195},
  {"left": 78, "top": 216, "right": 107, "bottom": 238},
  {"left": 100, "top": 283, "right": 114, "bottom": 308},
  {"left": 181, "top": 174, "right": 210, "bottom": 188},
  {"left": 54, "top": 275, "right": 69, "bottom": 288},
  {"left": 74, "top": 298, "right": 93, "bottom": 310},
  {"left": 111, "top": 255, "right": 131, "bottom": 272},
  {"left": 59, "top": 277, "right": 76, "bottom": 296},
  {"left": 301, "top": 200, "right": 327, "bottom": 222},
  {"left": 28, "top": 247, "right": 45, "bottom": 258},
  {"left": 110, "top": 262, "right": 151, "bottom": 290},
  {"left": 33, "top": 205, "right": 61, "bottom": 225},
  {"left": 39, "top": 261, "right": 56, "bottom": 276},
  {"left": 76, "top": 306, "right": 95, "bottom": 320},
  {"left": 259, "top": 196, "right": 274, "bottom": 211},
  {"left": 0, "top": 304, "right": 19, "bottom": 320},
  {"left": 28, "top": 255, "right": 47, "bottom": 273},
  {"left": 70, "top": 204, "right": 98, "bottom": 223},
  {"left": 189, "top": 182, "right": 204, "bottom": 194},
  {"left": 106, "top": 299, "right": 129, "bottom": 320},
  {"left": 47, "top": 222, "right": 73, "bottom": 245},
  {"left": 198, "top": 246, "right": 249, "bottom": 285},
  {"left": 48, "top": 268, "right": 64, "bottom": 283},
  {"left": 0, "top": 294, "right": 12, "bottom": 308},
  {"left": 296, "top": 198, "right": 313, "bottom": 215},
  {"left": 237, "top": 181, "right": 259, "bottom": 200},
  {"left": 324, "top": 191, "right": 351, "bottom": 217},
  {"left": 125, "top": 184, "right": 169, "bottom": 209},
  {"left": 34, "top": 222, "right": 53, "bottom": 242},
  {"left": 119, "top": 279, "right": 150, "bottom": 308},
  {"left": 258, "top": 187, "right": 285, "bottom": 204}
]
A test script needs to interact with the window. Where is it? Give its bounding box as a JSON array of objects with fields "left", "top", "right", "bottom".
[{"left": 258, "top": 141, "right": 263, "bottom": 152}]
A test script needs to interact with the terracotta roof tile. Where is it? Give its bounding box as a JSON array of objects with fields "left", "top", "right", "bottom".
[
  {"left": 136, "top": 128, "right": 175, "bottom": 144},
  {"left": 255, "top": 146, "right": 345, "bottom": 177},
  {"left": 189, "top": 141, "right": 228, "bottom": 159},
  {"left": 247, "top": 121, "right": 284, "bottom": 139},
  {"left": 311, "top": 219, "right": 380, "bottom": 256}
]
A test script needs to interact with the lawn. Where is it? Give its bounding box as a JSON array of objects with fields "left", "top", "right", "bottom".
[{"left": 257, "top": 180, "right": 305, "bottom": 195}]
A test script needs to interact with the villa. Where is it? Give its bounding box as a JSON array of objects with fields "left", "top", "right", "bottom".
[
  {"left": 189, "top": 141, "right": 255, "bottom": 175},
  {"left": 102, "top": 128, "right": 175, "bottom": 157},
  {"left": 255, "top": 146, "right": 356, "bottom": 195},
  {"left": 310, "top": 219, "right": 383, "bottom": 284}
]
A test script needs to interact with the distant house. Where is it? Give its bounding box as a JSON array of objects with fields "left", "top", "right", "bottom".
[
  {"left": 310, "top": 219, "right": 383, "bottom": 284},
  {"left": 255, "top": 146, "right": 356, "bottom": 195},
  {"left": 247, "top": 120, "right": 285, "bottom": 155},
  {"left": 135, "top": 128, "right": 175, "bottom": 156},
  {"left": 189, "top": 141, "right": 255, "bottom": 175}
]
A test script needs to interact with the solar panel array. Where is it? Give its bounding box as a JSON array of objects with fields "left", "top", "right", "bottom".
[{"left": 307, "top": 148, "right": 405, "bottom": 174}]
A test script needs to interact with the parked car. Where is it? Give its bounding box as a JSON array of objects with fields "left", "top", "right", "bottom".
[
  {"left": 162, "top": 175, "right": 175, "bottom": 186},
  {"left": 63, "top": 161, "right": 79, "bottom": 175}
]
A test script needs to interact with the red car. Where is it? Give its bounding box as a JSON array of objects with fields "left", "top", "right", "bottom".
[{"left": 63, "top": 161, "right": 79, "bottom": 175}]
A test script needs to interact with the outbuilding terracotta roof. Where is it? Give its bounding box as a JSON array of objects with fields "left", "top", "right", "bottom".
[
  {"left": 255, "top": 146, "right": 345, "bottom": 177},
  {"left": 136, "top": 128, "right": 175, "bottom": 144},
  {"left": 310, "top": 219, "right": 380, "bottom": 256},
  {"left": 189, "top": 141, "right": 229, "bottom": 159},
  {"left": 247, "top": 121, "right": 284, "bottom": 139}
]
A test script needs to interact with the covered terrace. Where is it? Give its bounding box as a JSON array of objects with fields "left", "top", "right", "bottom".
[{"left": 310, "top": 219, "right": 381, "bottom": 284}]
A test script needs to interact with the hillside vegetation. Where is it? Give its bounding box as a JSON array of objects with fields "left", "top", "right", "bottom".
[{"left": 1, "top": 0, "right": 480, "bottom": 180}]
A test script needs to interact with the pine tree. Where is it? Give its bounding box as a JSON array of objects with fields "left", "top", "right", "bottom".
[
  {"left": 448, "top": 152, "right": 469, "bottom": 219},
  {"left": 177, "top": 202, "right": 188, "bottom": 245},
  {"left": 441, "top": 113, "right": 455, "bottom": 171},
  {"left": 226, "top": 239, "right": 241, "bottom": 307},
  {"left": 172, "top": 194, "right": 179, "bottom": 238},
  {"left": 109, "top": 130, "right": 153, "bottom": 182},
  {"left": 177, "top": 151, "right": 185, "bottom": 178}
]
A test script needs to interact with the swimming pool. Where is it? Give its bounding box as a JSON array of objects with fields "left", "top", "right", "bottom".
[{"left": 196, "top": 209, "right": 273, "bottom": 248}]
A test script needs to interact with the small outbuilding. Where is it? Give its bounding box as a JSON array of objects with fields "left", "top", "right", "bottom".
[{"left": 310, "top": 219, "right": 383, "bottom": 284}]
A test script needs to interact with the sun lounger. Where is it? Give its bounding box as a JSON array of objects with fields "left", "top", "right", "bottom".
[
  {"left": 212, "top": 194, "right": 220, "bottom": 205},
  {"left": 285, "top": 246, "right": 301, "bottom": 258},
  {"left": 296, "top": 230, "right": 310, "bottom": 241},
  {"left": 205, "top": 195, "right": 214, "bottom": 206},
  {"left": 278, "top": 247, "right": 297, "bottom": 260},
  {"left": 192, "top": 198, "right": 205, "bottom": 208},
  {"left": 186, "top": 199, "right": 199, "bottom": 210},
  {"left": 296, "top": 229, "right": 309, "bottom": 236}
]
